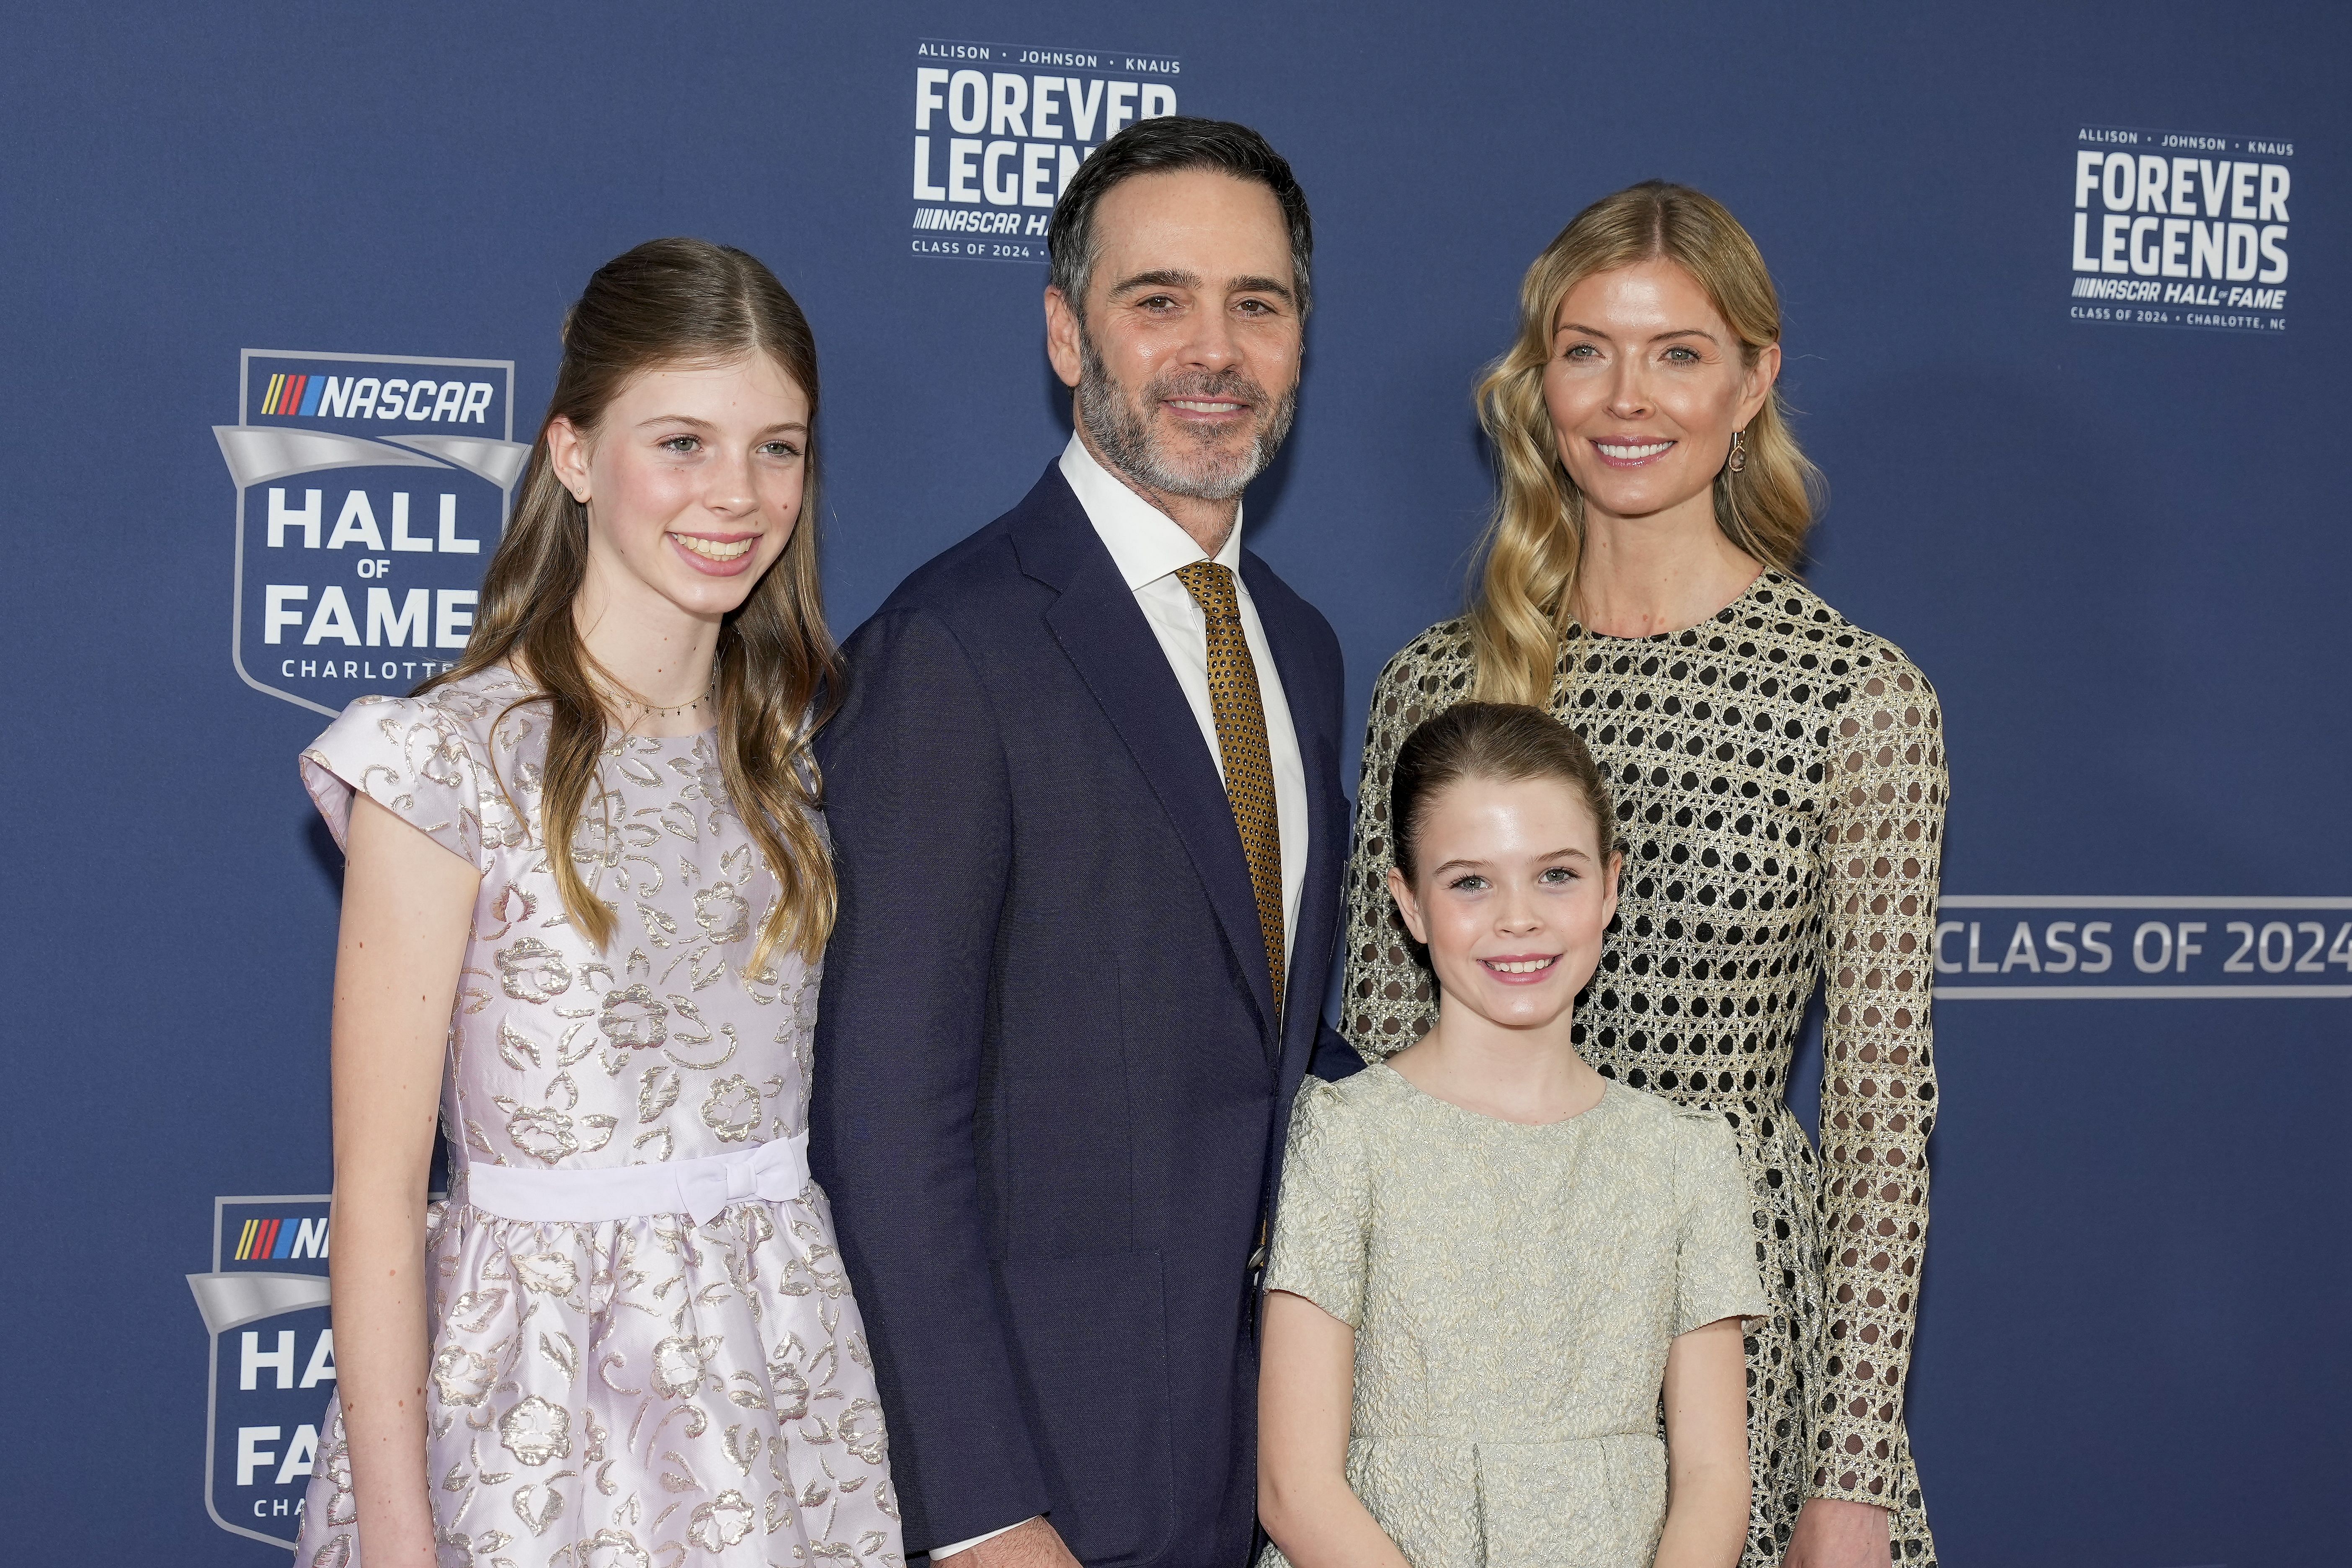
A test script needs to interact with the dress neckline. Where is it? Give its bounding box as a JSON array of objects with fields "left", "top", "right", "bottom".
[
  {"left": 1371, "top": 1060, "right": 1621, "bottom": 1130},
  {"left": 1565, "top": 567, "right": 1774, "bottom": 645},
  {"left": 619, "top": 723, "right": 719, "bottom": 745},
  {"left": 476, "top": 665, "right": 718, "bottom": 741}
]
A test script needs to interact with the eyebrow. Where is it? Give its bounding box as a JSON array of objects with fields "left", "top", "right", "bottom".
[
  {"left": 1228, "top": 274, "right": 1297, "bottom": 304},
  {"left": 1553, "top": 320, "right": 1718, "bottom": 346},
  {"left": 635, "top": 414, "right": 809, "bottom": 436},
  {"left": 1109, "top": 268, "right": 1297, "bottom": 305},
  {"left": 1110, "top": 268, "right": 1199, "bottom": 295},
  {"left": 1428, "top": 846, "right": 1591, "bottom": 877}
]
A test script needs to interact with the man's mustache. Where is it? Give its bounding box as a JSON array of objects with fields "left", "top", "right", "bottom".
[{"left": 1145, "top": 369, "right": 1266, "bottom": 412}]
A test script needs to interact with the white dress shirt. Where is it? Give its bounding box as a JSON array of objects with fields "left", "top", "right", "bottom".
[
  {"left": 1056, "top": 432, "right": 1308, "bottom": 964},
  {"left": 926, "top": 436, "right": 1311, "bottom": 1563}
]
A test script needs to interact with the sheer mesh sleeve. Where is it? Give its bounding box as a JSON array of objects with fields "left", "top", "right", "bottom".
[
  {"left": 1338, "top": 630, "right": 1475, "bottom": 1060},
  {"left": 1810, "top": 645, "right": 1945, "bottom": 1506}
]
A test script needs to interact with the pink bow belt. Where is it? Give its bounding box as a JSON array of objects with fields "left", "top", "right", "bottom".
[{"left": 463, "top": 1131, "right": 811, "bottom": 1227}]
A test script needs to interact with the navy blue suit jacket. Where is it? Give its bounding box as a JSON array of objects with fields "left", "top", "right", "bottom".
[{"left": 809, "top": 465, "right": 1358, "bottom": 1566}]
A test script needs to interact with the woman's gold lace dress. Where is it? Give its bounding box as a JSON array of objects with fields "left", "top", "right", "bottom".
[{"left": 1341, "top": 573, "right": 1942, "bottom": 1566}]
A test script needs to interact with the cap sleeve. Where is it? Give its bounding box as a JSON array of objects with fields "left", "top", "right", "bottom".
[
  {"left": 300, "top": 694, "right": 494, "bottom": 873},
  {"left": 1261, "top": 1079, "right": 1371, "bottom": 1328},
  {"left": 1671, "top": 1109, "right": 1770, "bottom": 1335}
]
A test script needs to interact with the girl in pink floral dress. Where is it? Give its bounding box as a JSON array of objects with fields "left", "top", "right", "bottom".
[{"left": 292, "top": 239, "right": 899, "bottom": 1568}]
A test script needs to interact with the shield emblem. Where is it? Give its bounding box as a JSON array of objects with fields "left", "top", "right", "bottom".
[
  {"left": 218, "top": 350, "right": 530, "bottom": 717},
  {"left": 187, "top": 1194, "right": 336, "bottom": 1548}
]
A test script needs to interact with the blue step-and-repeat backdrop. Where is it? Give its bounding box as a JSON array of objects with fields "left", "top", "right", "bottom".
[{"left": 3, "top": 3, "right": 2344, "bottom": 1563}]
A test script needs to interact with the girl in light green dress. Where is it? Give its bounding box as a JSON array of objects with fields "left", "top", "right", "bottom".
[{"left": 1257, "top": 703, "right": 1765, "bottom": 1568}]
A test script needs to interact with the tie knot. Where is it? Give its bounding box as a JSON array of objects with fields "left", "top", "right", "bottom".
[{"left": 1174, "top": 560, "right": 1239, "bottom": 621}]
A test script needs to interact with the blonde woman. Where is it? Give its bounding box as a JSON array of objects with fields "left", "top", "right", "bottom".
[
  {"left": 1340, "top": 183, "right": 1943, "bottom": 1568},
  {"left": 292, "top": 239, "right": 898, "bottom": 1566}
]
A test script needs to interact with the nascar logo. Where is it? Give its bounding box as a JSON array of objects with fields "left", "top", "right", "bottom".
[
  {"left": 217, "top": 348, "right": 528, "bottom": 718},
  {"left": 231, "top": 1213, "right": 330, "bottom": 1263},
  {"left": 256, "top": 367, "right": 498, "bottom": 424},
  {"left": 188, "top": 1194, "right": 336, "bottom": 1549}
]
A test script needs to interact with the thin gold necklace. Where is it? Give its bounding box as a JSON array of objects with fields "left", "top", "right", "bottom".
[{"left": 607, "top": 680, "right": 715, "bottom": 722}]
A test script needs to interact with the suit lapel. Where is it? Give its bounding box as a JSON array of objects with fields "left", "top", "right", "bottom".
[
  {"left": 1242, "top": 552, "right": 1344, "bottom": 1073},
  {"left": 1014, "top": 469, "right": 1281, "bottom": 1048}
]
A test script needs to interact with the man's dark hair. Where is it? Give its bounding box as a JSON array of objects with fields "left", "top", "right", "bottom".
[{"left": 1047, "top": 116, "right": 1313, "bottom": 317}]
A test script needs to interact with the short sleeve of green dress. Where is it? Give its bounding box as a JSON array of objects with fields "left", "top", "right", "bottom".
[
  {"left": 1673, "top": 1107, "right": 1771, "bottom": 1335},
  {"left": 1257, "top": 1068, "right": 1769, "bottom": 1568},
  {"left": 1263, "top": 1078, "right": 1372, "bottom": 1326}
]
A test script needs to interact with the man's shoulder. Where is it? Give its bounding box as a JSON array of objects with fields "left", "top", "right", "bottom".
[
  {"left": 869, "top": 516, "right": 1026, "bottom": 624},
  {"left": 1238, "top": 547, "right": 1342, "bottom": 661},
  {"left": 858, "top": 466, "right": 1073, "bottom": 630}
]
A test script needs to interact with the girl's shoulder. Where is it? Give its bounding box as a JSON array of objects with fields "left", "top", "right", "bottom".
[
  {"left": 1282, "top": 1066, "right": 1420, "bottom": 1158},
  {"left": 1289, "top": 1064, "right": 1408, "bottom": 1127},
  {"left": 299, "top": 666, "right": 542, "bottom": 868},
  {"left": 409, "top": 663, "right": 545, "bottom": 744},
  {"left": 310, "top": 664, "right": 541, "bottom": 752},
  {"left": 1593, "top": 1081, "right": 1741, "bottom": 1165}
]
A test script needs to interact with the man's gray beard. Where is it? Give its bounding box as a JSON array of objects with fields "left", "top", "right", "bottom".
[{"left": 1075, "top": 327, "right": 1296, "bottom": 503}]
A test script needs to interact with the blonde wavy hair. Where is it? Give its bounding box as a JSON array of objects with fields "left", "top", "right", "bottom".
[
  {"left": 1468, "top": 181, "right": 1821, "bottom": 705},
  {"left": 425, "top": 238, "right": 842, "bottom": 975}
]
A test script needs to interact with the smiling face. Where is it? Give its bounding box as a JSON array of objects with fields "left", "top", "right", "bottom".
[
  {"left": 1542, "top": 257, "right": 1778, "bottom": 527},
  {"left": 549, "top": 353, "right": 809, "bottom": 627},
  {"left": 1388, "top": 772, "right": 1622, "bottom": 1035},
  {"left": 1045, "top": 167, "right": 1302, "bottom": 503}
]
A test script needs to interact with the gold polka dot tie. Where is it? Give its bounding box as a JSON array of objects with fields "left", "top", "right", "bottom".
[{"left": 1174, "top": 561, "right": 1284, "bottom": 1021}]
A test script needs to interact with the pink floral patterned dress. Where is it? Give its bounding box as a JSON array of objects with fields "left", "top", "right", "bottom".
[{"left": 292, "top": 665, "right": 900, "bottom": 1568}]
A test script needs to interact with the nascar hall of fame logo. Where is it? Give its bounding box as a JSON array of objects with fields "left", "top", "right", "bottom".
[
  {"left": 2068, "top": 125, "right": 2294, "bottom": 333},
  {"left": 1936, "top": 896, "right": 2352, "bottom": 999},
  {"left": 216, "top": 350, "right": 531, "bottom": 717},
  {"left": 908, "top": 38, "right": 1182, "bottom": 264},
  {"left": 186, "top": 1195, "right": 335, "bottom": 1549}
]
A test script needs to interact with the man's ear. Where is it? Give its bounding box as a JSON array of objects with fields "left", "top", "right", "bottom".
[
  {"left": 1387, "top": 865, "right": 1429, "bottom": 945},
  {"left": 1044, "top": 286, "right": 1084, "bottom": 390}
]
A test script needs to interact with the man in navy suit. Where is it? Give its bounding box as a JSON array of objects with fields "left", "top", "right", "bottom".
[{"left": 809, "top": 118, "right": 1359, "bottom": 1568}]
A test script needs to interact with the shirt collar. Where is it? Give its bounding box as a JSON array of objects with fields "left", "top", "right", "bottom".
[{"left": 1058, "top": 431, "right": 1245, "bottom": 591}]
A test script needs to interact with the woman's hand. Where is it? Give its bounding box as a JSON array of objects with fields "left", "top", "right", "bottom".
[
  {"left": 1783, "top": 1498, "right": 1892, "bottom": 1568},
  {"left": 328, "top": 794, "right": 479, "bottom": 1566},
  {"left": 1256, "top": 1290, "right": 1411, "bottom": 1568},
  {"left": 1653, "top": 1317, "right": 1750, "bottom": 1568}
]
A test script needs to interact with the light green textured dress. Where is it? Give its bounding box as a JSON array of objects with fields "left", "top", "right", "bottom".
[{"left": 1259, "top": 1064, "right": 1768, "bottom": 1568}]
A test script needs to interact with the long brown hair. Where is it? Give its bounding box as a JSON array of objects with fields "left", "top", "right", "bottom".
[
  {"left": 425, "top": 237, "right": 842, "bottom": 974},
  {"left": 1468, "top": 181, "right": 1821, "bottom": 706}
]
